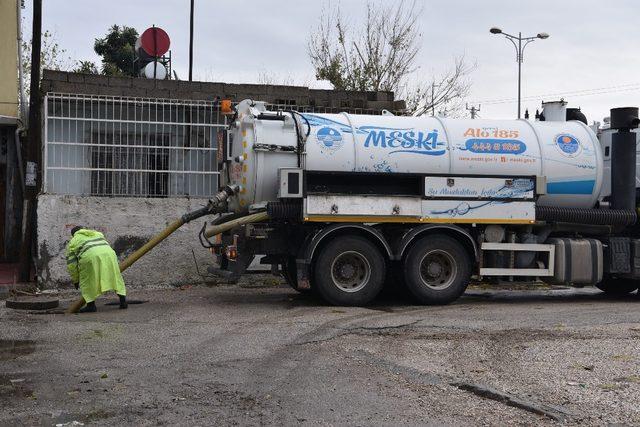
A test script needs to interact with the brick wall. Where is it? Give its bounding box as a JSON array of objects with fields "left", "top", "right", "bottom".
[{"left": 41, "top": 70, "right": 406, "bottom": 112}]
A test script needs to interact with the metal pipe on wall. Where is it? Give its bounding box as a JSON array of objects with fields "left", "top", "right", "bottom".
[{"left": 16, "top": 0, "right": 26, "bottom": 121}]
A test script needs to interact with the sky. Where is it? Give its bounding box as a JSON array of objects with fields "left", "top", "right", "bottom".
[{"left": 21, "top": 0, "right": 640, "bottom": 122}]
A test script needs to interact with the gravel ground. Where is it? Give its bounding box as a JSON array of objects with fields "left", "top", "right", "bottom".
[{"left": 1, "top": 280, "right": 639, "bottom": 426}]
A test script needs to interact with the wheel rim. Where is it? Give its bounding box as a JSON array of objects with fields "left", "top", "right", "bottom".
[
  {"left": 418, "top": 249, "right": 457, "bottom": 290},
  {"left": 330, "top": 251, "right": 371, "bottom": 293}
]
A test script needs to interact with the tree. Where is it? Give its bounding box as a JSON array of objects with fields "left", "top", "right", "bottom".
[
  {"left": 21, "top": 29, "right": 74, "bottom": 96},
  {"left": 73, "top": 60, "right": 99, "bottom": 74},
  {"left": 308, "top": 1, "right": 474, "bottom": 115},
  {"left": 21, "top": 29, "right": 73, "bottom": 76},
  {"left": 256, "top": 70, "right": 299, "bottom": 87},
  {"left": 93, "top": 25, "right": 138, "bottom": 77}
]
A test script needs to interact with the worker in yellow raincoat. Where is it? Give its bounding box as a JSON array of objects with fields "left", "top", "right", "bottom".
[{"left": 66, "top": 226, "right": 127, "bottom": 313}]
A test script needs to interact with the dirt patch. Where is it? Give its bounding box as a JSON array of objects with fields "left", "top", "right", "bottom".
[
  {"left": 113, "top": 235, "right": 148, "bottom": 258},
  {"left": 0, "top": 339, "right": 35, "bottom": 361},
  {"left": 0, "top": 374, "right": 33, "bottom": 400}
]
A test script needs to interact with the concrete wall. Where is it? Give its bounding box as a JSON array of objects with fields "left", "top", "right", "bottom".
[
  {"left": 37, "top": 194, "right": 216, "bottom": 288},
  {"left": 0, "top": 0, "right": 19, "bottom": 118}
]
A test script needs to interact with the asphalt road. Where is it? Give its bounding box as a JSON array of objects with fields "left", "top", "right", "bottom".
[{"left": 1, "top": 282, "right": 640, "bottom": 426}]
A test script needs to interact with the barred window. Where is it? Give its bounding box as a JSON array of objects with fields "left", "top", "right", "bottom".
[{"left": 44, "top": 93, "right": 223, "bottom": 198}]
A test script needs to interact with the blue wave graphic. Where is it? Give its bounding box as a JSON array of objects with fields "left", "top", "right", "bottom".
[
  {"left": 358, "top": 125, "right": 413, "bottom": 131},
  {"left": 547, "top": 180, "right": 595, "bottom": 195},
  {"left": 389, "top": 149, "right": 447, "bottom": 156},
  {"left": 543, "top": 157, "right": 596, "bottom": 170},
  {"left": 429, "top": 200, "right": 506, "bottom": 216},
  {"left": 302, "top": 114, "right": 351, "bottom": 132}
]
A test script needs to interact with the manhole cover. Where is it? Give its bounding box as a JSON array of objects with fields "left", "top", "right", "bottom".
[{"left": 6, "top": 297, "right": 59, "bottom": 310}]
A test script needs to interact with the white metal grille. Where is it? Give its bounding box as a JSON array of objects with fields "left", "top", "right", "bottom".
[{"left": 44, "top": 93, "right": 222, "bottom": 198}]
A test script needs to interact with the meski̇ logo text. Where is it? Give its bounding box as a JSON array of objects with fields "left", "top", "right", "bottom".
[
  {"left": 316, "top": 127, "right": 344, "bottom": 152},
  {"left": 362, "top": 127, "right": 445, "bottom": 156}
]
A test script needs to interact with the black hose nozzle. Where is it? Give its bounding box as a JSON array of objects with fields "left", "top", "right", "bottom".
[{"left": 181, "top": 186, "right": 239, "bottom": 224}]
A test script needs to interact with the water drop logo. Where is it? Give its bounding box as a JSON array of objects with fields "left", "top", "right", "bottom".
[
  {"left": 555, "top": 134, "right": 581, "bottom": 157},
  {"left": 316, "top": 127, "right": 344, "bottom": 152}
]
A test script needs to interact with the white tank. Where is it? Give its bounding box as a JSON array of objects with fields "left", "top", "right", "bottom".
[
  {"left": 541, "top": 100, "right": 567, "bottom": 121},
  {"left": 228, "top": 100, "right": 603, "bottom": 211},
  {"left": 139, "top": 61, "right": 167, "bottom": 79}
]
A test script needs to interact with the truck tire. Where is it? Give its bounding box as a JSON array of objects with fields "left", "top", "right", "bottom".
[
  {"left": 313, "top": 235, "right": 386, "bottom": 306},
  {"left": 403, "top": 234, "right": 471, "bottom": 305},
  {"left": 596, "top": 279, "right": 638, "bottom": 295}
]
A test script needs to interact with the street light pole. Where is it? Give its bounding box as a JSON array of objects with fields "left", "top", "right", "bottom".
[
  {"left": 517, "top": 32, "right": 522, "bottom": 119},
  {"left": 490, "top": 27, "right": 549, "bottom": 119}
]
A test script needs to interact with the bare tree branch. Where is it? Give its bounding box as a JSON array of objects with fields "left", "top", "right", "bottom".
[
  {"left": 308, "top": 0, "right": 421, "bottom": 93},
  {"left": 307, "top": 1, "right": 474, "bottom": 116},
  {"left": 401, "top": 56, "right": 476, "bottom": 117}
]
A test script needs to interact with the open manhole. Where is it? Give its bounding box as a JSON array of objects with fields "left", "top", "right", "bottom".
[{"left": 6, "top": 297, "right": 59, "bottom": 311}]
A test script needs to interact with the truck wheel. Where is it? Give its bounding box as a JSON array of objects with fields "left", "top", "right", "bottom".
[
  {"left": 596, "top": 279, "right": 638, "bottom": 295},
  {"left": 403, "top": 235, "right": 471, "bottom": 305},
  {"left": 313, "top": 236, "right": 386, "bottom": 306}
]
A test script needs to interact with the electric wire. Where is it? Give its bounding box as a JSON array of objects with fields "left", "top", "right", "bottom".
[{"left": 477, "top": 83, "right": 640, "bottom": 105}]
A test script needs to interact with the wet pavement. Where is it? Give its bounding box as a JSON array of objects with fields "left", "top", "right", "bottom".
[{"left": 1, "top": 282, "right": 639, "bottom": 426}]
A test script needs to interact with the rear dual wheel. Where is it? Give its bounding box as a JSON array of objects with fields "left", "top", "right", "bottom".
[
  {"left": 313, "top": 236, "right": 386, "bottom": 306},
  {"left": 403, "top": 235, "right": 471, "bottom": 305}
]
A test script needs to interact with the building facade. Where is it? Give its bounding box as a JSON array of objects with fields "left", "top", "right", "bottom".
[{"left": 0, "top": 0, "right": 22, "bottom": 263}]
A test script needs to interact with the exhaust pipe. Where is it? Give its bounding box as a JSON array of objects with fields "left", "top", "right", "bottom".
[{"left": 610, "top": 107, "right": 640, "bottom": 211}]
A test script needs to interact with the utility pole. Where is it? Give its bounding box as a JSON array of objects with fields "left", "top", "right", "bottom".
[
  {"left": 18, "top": 0, "right": 42, "bottom": 281},
  {"left": 466, "top": 103, "right": 481, "bottom": 119},
  {"left": 188, "top": 0, "right": 194, "bottom": 81}
]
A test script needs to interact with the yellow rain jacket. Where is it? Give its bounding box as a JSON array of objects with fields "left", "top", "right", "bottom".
[{"left": 65, "top": 229, "right": 126, "bottom": 303}]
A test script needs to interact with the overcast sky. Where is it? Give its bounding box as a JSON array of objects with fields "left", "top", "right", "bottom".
[{"left": 23, "top": 0, "right": 640, "bottom": 122}]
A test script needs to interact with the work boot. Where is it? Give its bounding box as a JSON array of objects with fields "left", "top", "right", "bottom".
[
  {"left": 119, "top": 295, "right": 128, "bottom": 310},
  {"left": 79, "top": 301, "right": 97, "bottom": 313}
]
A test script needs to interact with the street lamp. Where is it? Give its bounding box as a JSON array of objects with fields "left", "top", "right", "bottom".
[{"left": 490, "top": 27, "right": 549, "bottom": 119}]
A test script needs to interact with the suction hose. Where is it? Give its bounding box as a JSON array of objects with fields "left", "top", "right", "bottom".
[
  {"left": 66, "top": 186, "right": 238, "bottom": 314},
  {"left": 203, "top": 211, "right": 269, "bottom": 239}
]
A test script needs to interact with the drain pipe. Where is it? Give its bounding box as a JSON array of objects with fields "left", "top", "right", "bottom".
[
  {"left": 15, "top": 0, "right": 26, "bottom": 191},
  {"left": 17, "top": 0, "right": 26, "bottom": 121},
  {"left": 14, "top": 122, "right": 25, "bottom": 195}
]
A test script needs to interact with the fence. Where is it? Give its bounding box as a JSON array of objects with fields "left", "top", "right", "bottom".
[{"left": 44, "top": 93, "right": 223, "bottom": 198}]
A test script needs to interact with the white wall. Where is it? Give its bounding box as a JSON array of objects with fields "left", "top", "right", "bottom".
[{"left": 37, "top": 194, "right": 216, "bottom": 288}]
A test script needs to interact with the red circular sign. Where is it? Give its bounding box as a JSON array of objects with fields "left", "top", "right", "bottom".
[{"left": 140, "top": 27, "right": 170, "bottom": 57}]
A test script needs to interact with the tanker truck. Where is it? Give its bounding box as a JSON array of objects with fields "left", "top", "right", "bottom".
[{"left": 201, "top": 100, "right": 640, "bottom": 306}]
